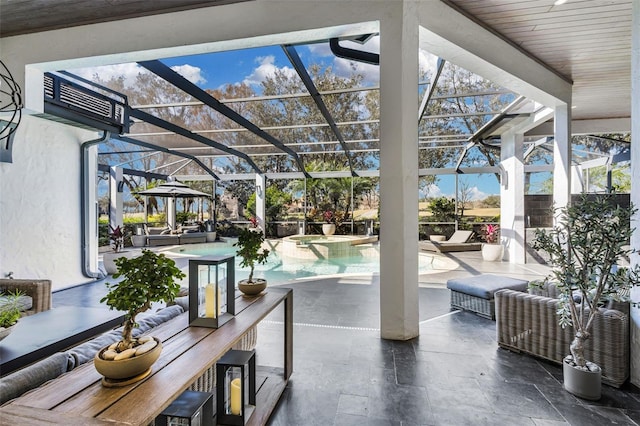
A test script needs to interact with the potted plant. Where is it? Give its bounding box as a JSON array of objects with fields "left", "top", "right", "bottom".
[
  {"left": 103, "top": 225, "right": 138, "bottom": 274},
  {"left": 480, "top": 223, "right": 503, "bottom": 261},
  {"left": 0, "top": 290, "right": 25, "bottom": 341},
  {"left": 531, "top": 195, "right": 639, "bottom": 400},
  {"left": 322, "top": 210, "right": 342, "bottom": 236},
  {"left": 234, "top": 227, "right": 270, "bottom": 296},
  {"left": 95, "top": 249, "right": 186, "bottom": 383}
]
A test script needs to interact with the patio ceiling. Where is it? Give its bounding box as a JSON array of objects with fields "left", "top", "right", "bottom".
[
  {"left": 1, "top": 0, "right": 631, "bottom": 123},
  {"left": 2, "top": 0, "right": 633, "bottom": 181}
]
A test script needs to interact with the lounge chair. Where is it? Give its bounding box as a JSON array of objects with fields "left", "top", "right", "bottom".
[{"left": 419, "top": 230, "right": 482, "bottom": 253}]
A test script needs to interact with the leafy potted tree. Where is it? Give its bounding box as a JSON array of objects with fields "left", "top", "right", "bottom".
[
  {"left": 95, "top": 249, "right": 186, "bottom": 384},
  {"left": 480, "top": 223, "right": 503, "bottom": 261},
  {"left": 234, "top": 227, "right": 270, "bottom": 296},
  {"left": 532, "top": 195, "right": 639, "bottom": 400}
]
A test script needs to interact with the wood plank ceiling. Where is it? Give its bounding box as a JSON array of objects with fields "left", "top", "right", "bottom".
[
  {"left": 446, "top": 0, "right": 633, "bottom": 122},
  {"left": 0, "top": 0, "right": 633, "bottom": 123}
]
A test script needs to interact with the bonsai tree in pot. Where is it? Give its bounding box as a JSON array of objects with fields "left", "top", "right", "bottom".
[
  {"left": 96, "top": 249, "right": 186, "bottom": 382},
  {"left": 234, "top": 227, "right": 270, "bottom": 296},
  {"left": 532, "top": 194, "right": 639, "bottom": 400}
]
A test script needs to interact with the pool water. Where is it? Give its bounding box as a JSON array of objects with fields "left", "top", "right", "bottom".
[{"left": 173, "top": 240, "right": 442, "bottom": 284}]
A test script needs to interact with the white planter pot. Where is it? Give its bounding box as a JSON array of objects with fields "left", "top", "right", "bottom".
[
  {"left": 563, "top": 355, "right": 601, "bottom": 400},
  {"left": 322, "top": 224, "right": 336, "bottom": 236},
  {"left": 481, "top": 243, "right": 503, "bottom": 261},
  {"left": 103, "top": 250, "right": 140, "bottom": 274},
  {"left": 131, "top": 235, "right": 146, "bottom": 247}
]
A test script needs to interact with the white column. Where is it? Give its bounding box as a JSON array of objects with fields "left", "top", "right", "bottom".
[
  {"left": 500, "top": 131, "right": 525, "bottom": 263},
  {"left": 379, "top": 1, "right": 419, "bottom": 340},
  {"left": 553, "top": 104, "right": 571, "bottom": 212},
  {"left": 108, "top": 166, "right": 123, "bottom": 232},
  {"left": 629, "top": 0, "right": 640, "bottom": 388},
  {"left": 255, "top": 174, "right": 266, "bottom": 233}
]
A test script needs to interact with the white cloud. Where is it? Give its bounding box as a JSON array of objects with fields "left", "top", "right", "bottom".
[
  {"left": 243, "top": 55, "right": 297, "bottom": 86},
  {"left": 468, "top": 186, "right": 488, "bottom": 201},
  {"left": 421, "top": 183, "right": 443, "bottom": 198},
  {"left": 70, "top": 62, "right": 206, "bottom": 88},
  {"left": 170, "top": 64, "right": 206, "bottom": 85},
  {"left": 419, "top": 49, "right": 439, "bottom": 79},
  {"left": 71, "top": 63, "right": 145, "bottom": 88}
]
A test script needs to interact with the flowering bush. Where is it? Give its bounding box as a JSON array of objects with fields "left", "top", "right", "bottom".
[
  {"left": 323, "top": 210, "right": 345, "bottom": 225},
  {"left": 481, "top": 224, "right": 500, "bottom": 244}
]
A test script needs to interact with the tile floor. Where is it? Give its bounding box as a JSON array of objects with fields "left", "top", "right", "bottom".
[{"left": 52, "top": 249, "right": 640, "bottom": 426}]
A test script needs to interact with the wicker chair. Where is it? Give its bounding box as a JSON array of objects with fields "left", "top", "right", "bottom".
[
  {"left": 0, "top": 279, "right": 52, "bottom": 315},
  {"left": 495, "top": 285, "right": 629, "bottom": 387}
]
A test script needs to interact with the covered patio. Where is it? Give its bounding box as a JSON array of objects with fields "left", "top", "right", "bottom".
[{"left": 1, "top": 0, "right": 640, "bottom": 420}]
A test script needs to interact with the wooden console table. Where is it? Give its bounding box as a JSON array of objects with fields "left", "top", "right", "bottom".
[{"left": 0, "top": 288, "right": 293, "bottom": 426}]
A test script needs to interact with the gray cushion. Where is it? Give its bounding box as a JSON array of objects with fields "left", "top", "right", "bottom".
[
  {"left": 447, "top": 274, "right": 528, "bottom": 299},
  {"left": 0, "top": 352, "right": 71, "bottom": 404}
]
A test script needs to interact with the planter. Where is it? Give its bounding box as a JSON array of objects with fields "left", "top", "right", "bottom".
[
  {"left": 0, "top": 324, "right": 15, "bottom": 341},
  {"left": 94, "top": 337, "right": 163, "bottom": 384},
  {"left": 131, "top": 235, "right": 146, "bottom": 247},
  {"left": 322, "top": 224, "right": 336, "bottom": 236},
  {"left": 563, "top": 355, "right": 601, "bottom": 400},
  {"left": 103, "top": 250, "right": 140, "bottom": 274},
  {"left": 205, "top": 231, "right": 217, "bottom": 242},
  {"left": 238, "top": 278, "right": 267, "bottom": 296},
  {"left": 481, "top": 243, "right": 503, "bottom": 261}
]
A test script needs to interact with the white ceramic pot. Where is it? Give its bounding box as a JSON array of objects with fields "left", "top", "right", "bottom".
[
  {"left": 563, "top": 355, "right": 601, "bottom": 400},
  {"left": 481, "top": 243, "right": 504, "bottom": 261},
  {"left": 322, "top": 224, "right": 336, "bottom": 236},
  {"left": 103, "top": 250, "right": 140, "bottom": 274}
]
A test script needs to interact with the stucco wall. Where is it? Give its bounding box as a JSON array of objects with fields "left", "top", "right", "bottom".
[{"left": 0, "top": 115, "right": 99, "bottom": 291}]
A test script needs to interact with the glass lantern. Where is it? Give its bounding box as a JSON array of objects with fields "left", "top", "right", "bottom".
[
  {"left": 188, "top": 256, "right": 235, "bottom": 328},
  {"left": 156, "top": 390, "right": 214, "bottom": 426},
  {"left": 216, "top": 349, "right": 256, "bottom": 425}
]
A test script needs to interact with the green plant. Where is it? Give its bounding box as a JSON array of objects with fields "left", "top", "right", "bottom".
[
  {"left": 531, "top": 195, "right": 640, "bottom": 369},
  {"left": 101, "top": 250, "right": 186, "bottom": 351},
  {"left": 0, "top": 290, "right": 24, "bottom": 328},
  {"left": 233, "top": 228, "right": 270, "bottom": 283}
]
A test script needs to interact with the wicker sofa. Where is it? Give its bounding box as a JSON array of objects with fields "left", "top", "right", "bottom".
[
  {"left": 495, "top": 284, "right": 629, "bottom": 387},
  {"left": 0, "top": 279, "right": 52, "bottom": 315}
]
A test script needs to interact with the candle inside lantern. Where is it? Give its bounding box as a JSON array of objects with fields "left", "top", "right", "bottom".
[
  {"left": 204, "top": 283, "right": 217, "bottom": 318},
  {"left": 230, "top": 378, "right": 242, "bottom": 415}
]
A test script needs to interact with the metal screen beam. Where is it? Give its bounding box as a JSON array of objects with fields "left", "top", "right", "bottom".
[
  {"left": 282, "top": 44, "right": 357, "bottom": 177},
  {"left": 418, "top": 58, "right": 445, "bottom": 122},
  {"left": 137, "top": 60, "right": 308, "bottom": 177},
  {"left": 114, "top": 135, "right": 219, "bottom": 180},
  {"left": 128, "top": 108, "right": 260, "bottom": 174}
]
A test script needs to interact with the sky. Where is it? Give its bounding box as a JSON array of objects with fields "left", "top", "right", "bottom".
[{"left": 72, "top": 37, "right": 501, "bottom": 201}]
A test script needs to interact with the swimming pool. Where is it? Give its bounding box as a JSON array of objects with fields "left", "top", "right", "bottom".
[{"left": 171, "top": 239, "right": 456, "bottom": 284}]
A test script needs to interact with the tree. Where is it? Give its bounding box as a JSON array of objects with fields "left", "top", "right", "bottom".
[{"left": 428, "top": 197, "right": 456, "bottom": 222}]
